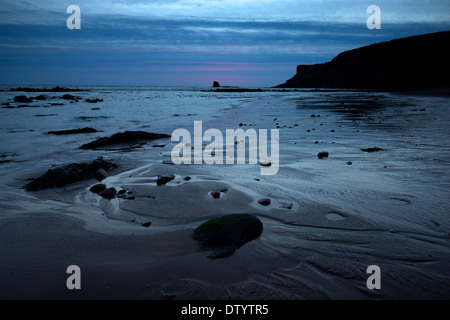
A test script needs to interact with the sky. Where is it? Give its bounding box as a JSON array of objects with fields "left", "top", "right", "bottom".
[{"left": 0, "top": 0, "right": 449, "bottom": 87}]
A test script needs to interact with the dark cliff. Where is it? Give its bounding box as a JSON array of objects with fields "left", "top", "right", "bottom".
[{"left": 276, "top": 31, "right": 450, "bottom": 90}]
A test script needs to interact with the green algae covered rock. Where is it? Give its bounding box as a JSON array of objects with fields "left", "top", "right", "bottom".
[{"left": 192, "top": 214, "right": 263, "bottom": 259}]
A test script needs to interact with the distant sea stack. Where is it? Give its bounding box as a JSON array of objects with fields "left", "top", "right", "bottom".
[
  {"left": 276, "top": 31, "right": 450, "bottom": 90},
  {"left": 213, "top": 81, "right": 220, "bottom": 87}
]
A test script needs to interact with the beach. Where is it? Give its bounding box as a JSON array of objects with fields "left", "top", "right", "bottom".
[{"left": 0, "top": 86, "right": 449, "bottom": 299}]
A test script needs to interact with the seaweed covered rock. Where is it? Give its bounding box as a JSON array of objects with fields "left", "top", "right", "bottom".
[
  {"left": 192, "top": 214, "right": 263, "bottom": 259},
  {"left": 79, "top": 131, "right": 170, "bottom": 150},
  {"left": 24, "top": 158, "right": 117, "bottom": 191}
]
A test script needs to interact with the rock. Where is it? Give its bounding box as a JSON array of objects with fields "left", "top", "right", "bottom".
[
  {"left": 156, "top": 174, "right": 175, "bottom": 186},
  {"left": 61, "top": 94, "right": 79, "bottom": 100},
  {"left": 311, "top": 114, "right": 316, "bottom": 118},
  {"left": 183, "top": 176, "right": 191, "bottom": 181},
  {"left": 99, "top": 187, "right": 116, "bottom": 200},
  {"left": 85, "top": 98, "right": 103, "bottom": 103},
  {"left": 94, "top": 168, "right": 108, "bottom": 181},
  {"left": 361, "top": 147, "right": 382, "bottom": 152},
  {"left": 79, "top": 131, "right": 171, "bottom": 150},
  {"left": 142, "top": 222, "right": 152, "bottom": 228},
  {"left": 192, "top": 214, "right": 263, "bottom": 259},
  {"left": 210, "top": 190, "right": 220, "bottom": 198},
  {"left": 258, "top": 198, "right": 271, "bottom": 206},
  {"left": 318, "top": 152, "right": 329, "bottom": 159},
  {"left": 10, "top": 86, "right": 85, "bottom": 93},
  {"left": 46, "top": 127, "right": 98, "bottom": 135},
  {"left": 24, "top": 159, "right": 117, "bottom": 191},
  {"left": 347, "top": 161, "right": 353, "bottom": 165},
  {"left": 276, "top": 31, "right": 450, "bottom": 90},
  {"left": 14, "top": 95, "right": 32, "bottom": 103},
  {"left": 34, "top": 95, "right": 47, "bottom": 101},
  {"left": 213, "top": 81, "right": 220, "bottom": 87},
  {"left": 260, "top": 161, "right": 271, "bottom": 167},
  {"left": 90, "top": 183, "right": 106, "bottom": 194}
]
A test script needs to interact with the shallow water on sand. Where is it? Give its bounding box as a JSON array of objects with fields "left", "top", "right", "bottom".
[{"left": 0, "top": 86, "right": 449, "bottom": 299}]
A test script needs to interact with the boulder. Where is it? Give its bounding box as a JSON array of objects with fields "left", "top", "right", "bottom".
[
  {"left": 90, "top": 183, "right": 106, "bottom": 194},
  {"left": 99, "top": 187, "right": 116, "bottom": 200},
  {"left": 192, "top": 214, "right": 263, "bottom": 259},
  {"left": 14, "top": 95, "right": 32, "bottom": 103}
]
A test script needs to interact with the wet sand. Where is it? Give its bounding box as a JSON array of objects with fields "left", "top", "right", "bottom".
[{"left": 0, "top": 88, "right": 449, "bottom": 300}]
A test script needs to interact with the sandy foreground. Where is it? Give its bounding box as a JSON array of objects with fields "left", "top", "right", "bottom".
[{"left": 0, "top": 90, "right": 449, "bottom": 300}]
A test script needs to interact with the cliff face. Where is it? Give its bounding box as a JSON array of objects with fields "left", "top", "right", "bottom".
[{"left": 276, "top": 31, "right": 450, "bottom": 89}]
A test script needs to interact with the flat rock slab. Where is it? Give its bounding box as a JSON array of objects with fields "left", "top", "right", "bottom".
[
  {"left": 192, "top": 214, "right": 263, "bottom": 259},
  {"left": 24, "top": 159, "right": 117, "bottom": 191}
]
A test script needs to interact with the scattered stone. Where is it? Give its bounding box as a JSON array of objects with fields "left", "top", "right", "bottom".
[
  {"left": 314, "top": 141, "right": 319, "bottom": 144},
  {"left": 192, "top": 213, "right": 263, "bottom": 259},
  {"left": 361, "top": 147, "right": 382, "bottom": 152},
  {"left": 318, "top": 152, "right": 329, "bottom": 159},
  {"left": 156, "top": 174, "right": 175, "bottom": 186},
  {"left": 258, "top": 198, "right": 271, "bottom": 206},
  {"left": 46, "top": 127, "right": 98, "bottom": 135},
  {"left": 183, "top": 176, "right": 191, "bottom": 181},
  {"left": 239, "top": 123, "right": 244, "bottom": 126},
  {"left": 347, "top": 161, "right": 353, "bottom": 165},
  {"left": 311, "top": 114, "right": 316, "bottom": 118},
  {"left": 330, "top": 129, "right": 335, "bottom": 132},
  {"left": 99, "top": 187, "right": 117, "bottom": 200},
  {"left": 14, "top": 95, "right": 32, "bottom": 103},
  {"left": 90, "top": 183, "right": 107, "bottom": 194},
  {"left": 420, "top": 108, "right": 426, "bottom": 111},
  {"left": 91, "top": 107, "right": 100, "bottom": 110},
  {"left": 210, "top": 190, "right": 221, "bottom": 198},
  {"left": 50, "top": 103, "right": 64, "bottom": 106},
  {"left": 142, "top": 222, "right": 152, "bottom": 228},
  {"left": 281, "top": 202, "right": 293, "bottom": 210},
  {"left": 79, "top": 131, "right": 171, "bottom": 150}
]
